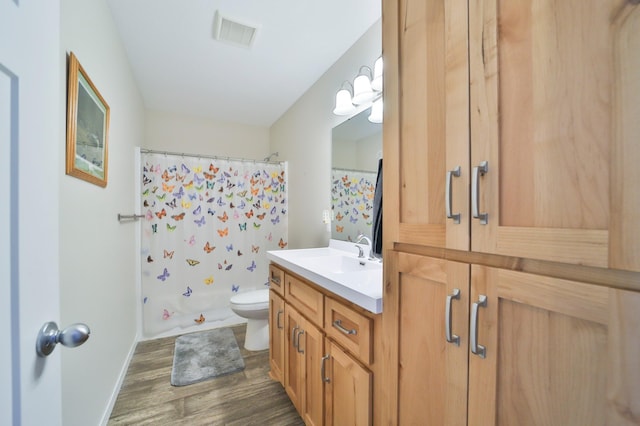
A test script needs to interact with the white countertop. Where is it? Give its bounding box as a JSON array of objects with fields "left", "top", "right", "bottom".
[{"left": 266, "top": 239, "right": 382, "bottom": 314}]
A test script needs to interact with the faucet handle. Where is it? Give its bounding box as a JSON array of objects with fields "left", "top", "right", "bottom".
[{"left": 356, "top": 245, "right": 364, "bottom": 258}]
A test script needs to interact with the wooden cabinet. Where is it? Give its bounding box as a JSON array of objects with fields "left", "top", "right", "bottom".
[
  {"left": 324, "top": 339, "right": 372, "bottom": 426},
  {"left": 466, "top": 265, "right": 640, "bottom": 425},
  {"left": 324, "top": 299, "right": 374, "bottom": 426},
  {"left": 467, "top": 0, "right": 640, "bottom": 268},
  {"left": 284, "top": 304, "right": 325, "bottom": 426},
  {"left": 383, "top": 0, "right": 470, "bottom": 251},
  {"left": 284, "top": 304, "right": 305, "bottom": 414},
  {"left": 384, "top": 251, "right": 640, "bottom": 425},
  {"left": 385, "top": 0, "right": 640, "bottom": 269},
  {"left": 269, "top": 264, "right": 376, "bottom": 425},
  {"left": 382, "top": 252, "right": 469, "bottom": 425},
  {"left": 382, "top": 0, "right": 640, "bottom": 423},
  {"left": 269, "top": 290, "right": 285, "bottom": 384},
  {"left": 281, "top": 270, "right": 326, "bottom": 424}
]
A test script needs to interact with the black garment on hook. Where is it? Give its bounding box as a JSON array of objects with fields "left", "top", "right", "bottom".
[{"left": 372, "top": 158, "right": 383, "bottom": 257}]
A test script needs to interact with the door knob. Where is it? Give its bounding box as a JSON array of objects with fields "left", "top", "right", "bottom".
[{"left": 36, "top": 321, "right": 91, "bottom": 357}]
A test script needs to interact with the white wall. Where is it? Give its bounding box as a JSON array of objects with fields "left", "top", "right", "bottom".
[
  {"left": 145, "top": 109, "right": 270, "bottom": 159},
  {"left": 333, "top": 131, "right": 382, "bottom": 173},
  {"left": 60, "top": 0, "right": 145, "bottom": 424},
  {"left": 270, "top": 20, "right": 381, "bottom": 249}
]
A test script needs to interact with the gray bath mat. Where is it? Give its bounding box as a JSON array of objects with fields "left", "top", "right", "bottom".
[{"left": 171, "top": 327, "right": 245, "bottom": 386}]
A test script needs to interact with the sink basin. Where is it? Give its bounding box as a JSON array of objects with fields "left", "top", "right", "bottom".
[
  {"left": 266, "top": 241, "right": 383, "bottom": 313},
  {"left": 298, "top": 255, "right": 382, "bottom": 274}
]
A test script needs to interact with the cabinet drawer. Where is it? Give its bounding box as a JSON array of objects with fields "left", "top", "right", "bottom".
[
  {"left": 325, "top": 298, "right": 372, "bottom": 365},
  {"left": 269, "top": 264, "right": 285, "bottom": 297},
  {"left": 285, "top": 274, "right": 323, "bottom": 326}
]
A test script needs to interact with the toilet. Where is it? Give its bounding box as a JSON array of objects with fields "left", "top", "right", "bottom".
[{"left": 229, "top": 289, "right": 270, "bottom": 351}]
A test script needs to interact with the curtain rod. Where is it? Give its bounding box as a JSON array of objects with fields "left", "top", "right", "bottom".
[
  {"left": 140, "top": 148, "right": 284, "bottom": 165},
  {"left": 332, "top": 167, "right": 377, "bottom": 174}
]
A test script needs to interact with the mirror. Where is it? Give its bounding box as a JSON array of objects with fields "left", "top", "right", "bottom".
[{"left": 331, "top": 107, "right": 382, "bottom": 242}]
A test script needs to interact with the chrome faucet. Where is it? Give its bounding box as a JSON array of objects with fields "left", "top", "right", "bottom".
[{"left": 355, "top": 234, "right": 373, "bottom": 260}]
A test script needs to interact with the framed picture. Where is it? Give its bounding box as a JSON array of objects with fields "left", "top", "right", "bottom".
[{"left": 65, "top": 52, "right": 110, "bottom": 187}]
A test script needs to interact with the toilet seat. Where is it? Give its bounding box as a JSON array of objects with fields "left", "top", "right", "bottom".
[{"left": 230, "top": 289, "right": 269, "bottom": 310}]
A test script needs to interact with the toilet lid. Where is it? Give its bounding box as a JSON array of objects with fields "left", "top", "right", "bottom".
[{"left": 230, "top": 289, "right": 269, "bottom": 305}]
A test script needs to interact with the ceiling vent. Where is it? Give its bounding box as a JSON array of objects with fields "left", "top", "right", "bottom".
[{"left": 212, "top": 11, "right": 258, "bottom": 49}]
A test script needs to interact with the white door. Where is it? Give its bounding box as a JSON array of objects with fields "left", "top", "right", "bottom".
[{"left": 0, "top": 0, "right": 63, "bottom": 424}]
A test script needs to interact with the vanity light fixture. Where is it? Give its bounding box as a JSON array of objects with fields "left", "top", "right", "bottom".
[
  {"left": 352, "top": 66, "right": 376, "bottom": 105},
  {"left": 333, "top": 57, "right": 383, "bottom": 121},
  {"left": 333, "top": 81, "right": 357, "bottom": 116}
]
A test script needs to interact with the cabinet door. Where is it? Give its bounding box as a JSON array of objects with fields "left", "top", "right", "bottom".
[
  {"left": 284, "top": 305, "right": 304, "bottom": 414},
  {"left": 300, "top": 321, "right": 325, "bottom": 426},
  {"left": 269, "top": 291, "right": 285, "bottom": 384},
  {"left": 468, "top": 266, "right": 640, "bottom": 425},
  {"left": 380, "top": 251, "right": 470, "bottom": 425},
  {"left": 325, "top": 339, "right": 372, "bottom": 426},
  {"left": 384, "top": 0, "right": 470, "bottom": 250},
  {"left": 469, "top": 0, "right": 640, "bottom": 269}
]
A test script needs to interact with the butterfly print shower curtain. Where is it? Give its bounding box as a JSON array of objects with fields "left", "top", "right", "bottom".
[
  {"left": 140, "top": 152, "right": 288, "bottom": 337},
  {"left": 331, "top": 168, "right": 376, "bottom": 243}
]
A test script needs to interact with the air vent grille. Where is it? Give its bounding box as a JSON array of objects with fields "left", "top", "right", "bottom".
[{"left": 213, "top": 11, "right": 257, "bottom": 48}]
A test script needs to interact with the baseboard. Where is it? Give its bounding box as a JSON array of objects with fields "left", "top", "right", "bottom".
[
  {"left": 99, "top": 334, "right": 139, "bottom": 426},
  {"left": 138, "top": 315, "right": 246, "bottom": 341}
]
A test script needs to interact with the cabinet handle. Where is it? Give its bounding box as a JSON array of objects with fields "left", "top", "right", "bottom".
[
  {"left": 471, "top": 161, "right": 489, "bottom": 225},
  {"left": 292, "top": 325, "right": 300, "bottom": 349},
  {"left": 332, "top": 319, "right": 357, "bottom": 335},
  {"left": 296, "top": 329, "right": 305, "bottom": 354},
  {"left": 270, "top": 276, "right": 281, "bottom": 286},
  {"left": 470, "top": 295, "right": 487, "bottom": 358},
  {"left": 276, "top": 309, "right": 283, "bottom": 329},
  {"left": 321, "top": 355, "right": 331, "bottom": 383},
  {"left": 445, "top": 288, "right": 461, "bottom": 346},
  {"left": 445, "top": 166, "right": 461, "bottom": 224}
]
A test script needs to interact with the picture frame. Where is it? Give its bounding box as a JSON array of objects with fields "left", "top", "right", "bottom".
[{"left": 65, "top": 52, "right": 110, "bottom": 187}]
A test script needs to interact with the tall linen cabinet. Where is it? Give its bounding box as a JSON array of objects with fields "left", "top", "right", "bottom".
[{"left": 380, "top": 0, "right": 640, "bottom": 424}]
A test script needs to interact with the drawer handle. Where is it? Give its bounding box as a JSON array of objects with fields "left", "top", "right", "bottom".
[
  {"left": 333, "top": 319, "right": 357, "bottom": 336},
  {"left": 270, "top": 276, "right": 281, "bottom": 285},
  {"left": 445, "top": 288, "right": 460, "bottom": 346},
  {"left": 321, "top": 355, "right": 330, "bottom": 383},
  {"left": 296, "top": 329, "right": 305, "bottom": 354},
  {"left": 471, "top": 161, "right": 489, "bottom": 225},
  {"left": 446, "top": 166, "right": 461, "bottom": 224},
  {"left": 276, "top": 309, "right": 283, "bottom": 330},
  {"left": 292, "top": 325, "right": 300, "bottom": 349},
  {"left": 470, "top": 295, "right": 487, "bottom": 358}
]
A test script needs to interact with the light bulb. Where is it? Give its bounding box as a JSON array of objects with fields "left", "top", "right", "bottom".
[
  {"left": 352, "top": 74, "right": 375, "bottom": 105},
  {"left": 333, "top": 88, "right": 356, "bottom": 115},
  {"left": 368, "top": 98, "right": 383, "bottom": 123}
]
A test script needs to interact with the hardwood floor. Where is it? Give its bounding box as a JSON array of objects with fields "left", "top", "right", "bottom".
[{"left": 108, "top": 324, "right": 304, "bottom": 425}]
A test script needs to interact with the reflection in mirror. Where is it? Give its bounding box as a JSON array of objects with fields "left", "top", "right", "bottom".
[{"left": 331, "top": 107, "right": 382, "bottom": 242}]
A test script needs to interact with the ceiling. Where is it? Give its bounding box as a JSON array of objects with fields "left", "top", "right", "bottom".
[{"left": 106, "top": 0, "right": 381, "bottom": 127}]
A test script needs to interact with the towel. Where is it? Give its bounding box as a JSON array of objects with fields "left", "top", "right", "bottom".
[{"left": 372, "top": 158, "right": 383, "bottom": 257}]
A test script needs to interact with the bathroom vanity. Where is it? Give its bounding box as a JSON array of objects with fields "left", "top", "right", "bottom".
[{"left": 266, "top": 241, "right": 383, "bottom": 425}]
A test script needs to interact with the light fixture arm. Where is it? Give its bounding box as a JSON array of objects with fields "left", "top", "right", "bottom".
[
  {"left": 357, "top": 65, "right": 373, "bottom": 80},
  {"left": 339, "top": 80, "right": 354, "bottom": 93}
]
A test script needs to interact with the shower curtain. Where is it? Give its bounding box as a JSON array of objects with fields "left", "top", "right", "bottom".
[
  {"left": 331, "top": 167, "right": 376, "bottom": 242},
  {"left": 140, "top": 152, "right": 288, "bottom": 337}
]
